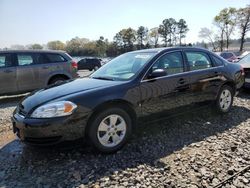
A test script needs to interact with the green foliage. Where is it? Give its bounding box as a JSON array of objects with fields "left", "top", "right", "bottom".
[
  {"left": 137, "top": 26, "right": 148, "bottom": 49},
  {"left": 158, "top": 18, "right": 188, "bottom": 47},
  {"left": 47, "top": 40, "right": 65, "bottom": 50},
  {"left": 46, "top": 18, "right": 189, "bottom": 57},
  {"left": 149, "top": 27, "right": 159, "bottom": 47},
  {"left": 114, "top": 28, "right": 136, "bottom": 53},
  {"left": 177, "top": 19, "right": 189, "bottom": 45},
  {"left": 214, "top": 7, "right": 237, "bottom": 50},
  {"left": 30, "top": 44, "right": 43, "bottom": 49}
]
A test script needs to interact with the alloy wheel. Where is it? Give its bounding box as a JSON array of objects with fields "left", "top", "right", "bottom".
[
  {"left": 97, "top": 114, "right": 127, "bottom": 147},
  {"left": 219, "top": 89, "right": 232, "bottom": 111}
]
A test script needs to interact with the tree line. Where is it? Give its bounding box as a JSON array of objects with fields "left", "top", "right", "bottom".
[
  {"left": 199, "top": 5, "right": 250, "bottom": 52},
  {"left": 7, "top": 18, "right": 189, "bottom": 57}
]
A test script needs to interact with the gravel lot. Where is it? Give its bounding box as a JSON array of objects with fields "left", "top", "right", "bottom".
[{"left": 0, "top": 89, "right": 250, "bottom": 187}]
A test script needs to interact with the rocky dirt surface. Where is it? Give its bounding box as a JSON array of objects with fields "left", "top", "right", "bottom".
[{"left": 1, "top": 92, "right": 250, "bottom": 188}]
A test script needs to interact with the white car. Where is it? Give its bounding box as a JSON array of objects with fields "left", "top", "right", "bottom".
[{"left": 238, "top": 53, "right": 250, "bottom": 88}]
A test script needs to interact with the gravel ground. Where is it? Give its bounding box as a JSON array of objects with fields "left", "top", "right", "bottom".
[{"left": 0, "top": 91, "right": 250, "bottom": 188}]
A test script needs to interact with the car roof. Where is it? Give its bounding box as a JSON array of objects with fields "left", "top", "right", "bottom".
[
  {"left": 129, "top": 47, "right": 211, "bottom": 54},
  {"left": 0, "top": 49, "right": 66, "bottom": 54}
]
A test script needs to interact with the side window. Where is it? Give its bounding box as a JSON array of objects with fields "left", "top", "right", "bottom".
[
  {"left": 185, "top": 51, "right": 212, "bottom": 71},
  {"left": 17, "top": 54, "right": 34, "bottom": 66},
  {"left": 46, "top": 54, "right": 66, "bottom": 63},
  {"left": 152, "top": 51, "right": 184, "bottom": 76},
  {"left": 211, "top": 55, "right": 224, "bottom": 66},
  {"left": 36, "top": 54, "right": 50, "bottom": 64},
  {"left": 0, "top": 54, "right": 12, "bottom": 68}
]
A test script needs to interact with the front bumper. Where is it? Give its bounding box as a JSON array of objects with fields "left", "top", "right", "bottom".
[{"left": 12, "top": 113, "right": 88, "bottom": 145}]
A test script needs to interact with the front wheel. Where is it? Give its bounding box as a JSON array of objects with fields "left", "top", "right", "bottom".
[
  {"left": 88, "top": 108, "right": 132, "bottom": 153},
  {"left": 215, "top": 85, "right": 234, "bottom": 113}
]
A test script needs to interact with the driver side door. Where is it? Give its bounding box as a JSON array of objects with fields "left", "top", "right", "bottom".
[{"left": 139, "top": 51, "right": 192, "bottom": 117}]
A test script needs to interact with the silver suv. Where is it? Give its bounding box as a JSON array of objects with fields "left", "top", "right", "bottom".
[{"left": 0, "top": 50, "right": 78, "bottom": 95}]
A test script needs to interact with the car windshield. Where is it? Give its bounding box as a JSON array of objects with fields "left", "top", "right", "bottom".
[
  {"left": 238, "top": 53, "right": 250, "bottom": 65},
  {"left": 91, "top": 52, "right": 156, "bottom": 81}
]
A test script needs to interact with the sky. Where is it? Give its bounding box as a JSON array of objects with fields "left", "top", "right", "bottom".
[{"left": 0, "top": 0, "right": 249, "bottom": 48}]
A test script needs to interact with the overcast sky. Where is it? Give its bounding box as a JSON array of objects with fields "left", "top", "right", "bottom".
[{"left": 0, "top": 0, "right": 249, "bottom": 48}]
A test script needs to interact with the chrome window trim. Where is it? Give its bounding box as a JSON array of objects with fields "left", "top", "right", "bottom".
[
  {"left": 141, "top": 50, "right": 225, "bottom": 83},
  {"left": 141, "top": 50, "right": 184, "bottom": 82}
]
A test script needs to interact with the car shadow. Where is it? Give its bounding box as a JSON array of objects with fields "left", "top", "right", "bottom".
[
  {"left": 0, "top": 104, "right": 250, "bottom": 187},
  {"left": 0, "top": 95, "right": 25, "bottom": 108},
  {"left": 237, "top": 89, "right": 250, "bottom": 100}
]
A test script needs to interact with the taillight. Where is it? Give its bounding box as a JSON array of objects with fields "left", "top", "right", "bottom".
[{"left": 71, "top": 61, "right": 78, "bottom": 70}]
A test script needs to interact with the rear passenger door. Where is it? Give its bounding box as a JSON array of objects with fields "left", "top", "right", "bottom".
[
  {"left": 15, "top": 53, "right": 40, "bottom": 92},
  {"left": 0, "top": 53, "right": 17, "bottom": 94},
  {"left": 183, "top": 50, "right": 223, "bottom": 103}
]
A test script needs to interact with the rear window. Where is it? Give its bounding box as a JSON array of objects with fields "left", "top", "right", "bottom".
[
  {"left": 211, "top": 55, "right": 224, "bottom": 66},
  {"left": 0, "top": 54, "right": 12, "bottom": 68},
  {"left": 46, "top": 54, "right": 66, "bottom": 62},
  {"left": 17, "top": 54, "right": 34, "bottom": 66},
  {"left": 221, "top": 53, "right": 233, "bottom": 59}
]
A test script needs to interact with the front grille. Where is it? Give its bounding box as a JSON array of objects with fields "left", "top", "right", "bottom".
[{"left": 25, "top": 136, "right": 62, "bottom": 145}]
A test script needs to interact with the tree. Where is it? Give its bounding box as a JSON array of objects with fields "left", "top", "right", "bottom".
[
  {"left": 149, "top": 27, "right": 160, "bottom": 47},
  {"left": 137, "top": 26, "right": 148, "bottom": 49},
  {"left": 114, "top": 28, "right": 136, "bottom": 52},
  {"left": 158, "top": 18, "right": 177, "bottom": 46},
  {"left": 214, "top": 8, "right": 237, "bottom": 51},
  {"left": 29, "top": 44, "right": 43, "bottom": 49},
  {"left": 96, "top": 36, "right": 107, "bottom": 57},
  {"left": 237, "top": 5, "right": 250, "bottom": 52},
  {"left": 177, "top": 19, "right": 189, "bottom": 45},
  {"left": 168, "top": 18, "right": 177, "bottom": 46},
  {"left": 65, "top": 37, "right": 89, "bottom": 55},
  {"left": 199, "top": 27, "right": 216, "bottom": 50},
  {"left": 47, "top": 40, "right": 65, "bottom": 50},
  {"left": 158, "top": 19, "right": 171, "bottom": 46}
]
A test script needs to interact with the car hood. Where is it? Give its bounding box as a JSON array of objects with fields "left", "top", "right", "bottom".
[{"left": 19, "top": 78, "right": 121, "bottom": 113}]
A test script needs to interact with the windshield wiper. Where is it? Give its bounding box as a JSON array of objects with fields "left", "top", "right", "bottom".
[{"left": 91, "top": 76, "right": 115, "bottom": 81}]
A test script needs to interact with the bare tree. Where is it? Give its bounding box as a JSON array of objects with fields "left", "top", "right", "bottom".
[
  {"left": 237, "top": 5, "right": 250, "bottom": 52},
  {"left": 198, "top": 27, "right": 216, "bottom": 50},
  {"left": 214, "top": 7, "right": 237, "bottom": 51},
  {"left": 149, "top": 27, "right": 159, "bottom": 47}
]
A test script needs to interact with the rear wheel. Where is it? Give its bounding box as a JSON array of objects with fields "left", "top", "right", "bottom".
[
  {"left": 215, "top": 85, "right": 233, "bottom": 113},
  {"left": 49, "top": 77, "right": 66, "bottom": 85},
  {"left": 94, "top": 66, "right": 99, "bottom": 71},
  {"left": 88, "top": 108, "right": 132, "bottom": 153}
]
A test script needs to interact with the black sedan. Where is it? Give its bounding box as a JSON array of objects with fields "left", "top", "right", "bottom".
[{"left": 12, "top": 47, "right": 244, "bottom": 153}]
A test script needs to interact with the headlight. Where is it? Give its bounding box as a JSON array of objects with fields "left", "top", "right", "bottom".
[{"left": 31, "top": 101, "right": 77, "bottom": 118}]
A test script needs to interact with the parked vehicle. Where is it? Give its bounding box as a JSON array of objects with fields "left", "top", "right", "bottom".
[
  {"left": 0, "top": 50, "right": 78, "bottom": 95},
  {"left": 77, "top": 58, "right": 101, "bottom": 71},
  {"left": 12, "top": 47, "right": 244, "bottom": 153},
  {"left": 220, "top": 52, "right": 240, "bottom": 62},
  {"left": 238, "top": 53, "right": 250, "bottom": 88}
]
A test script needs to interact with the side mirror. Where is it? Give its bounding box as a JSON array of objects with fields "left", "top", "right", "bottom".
[{"left": 148, "top": 69, "right": 167, "bottom": 79}]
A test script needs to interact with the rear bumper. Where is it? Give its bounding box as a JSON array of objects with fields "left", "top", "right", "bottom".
[{"left": 12, "top": 113, "right": 88, "bottom": 146}]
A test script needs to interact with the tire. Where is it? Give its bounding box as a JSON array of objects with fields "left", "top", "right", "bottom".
[
  {"left": 88, "top": 107, "right": 132, "bottom": 153},
  {"left": 94, "top": 66, "right": 99, "bottom": 71},
  {"left": 215, "top": 85, "right": 234, "bottom": 113},
  {"left": 49, "top": 77, "right": 66, "bottom": 85}
]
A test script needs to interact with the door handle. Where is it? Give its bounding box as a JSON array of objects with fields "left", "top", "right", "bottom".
[
  {"left": 43, "top": 66, "right": 49, "bottom": 69},
  {"left": 178, "top": 78, "right": 186, "bottom": 85},
  {"left": 4, "top": 69, "right": 13, "bottom": 73}
]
